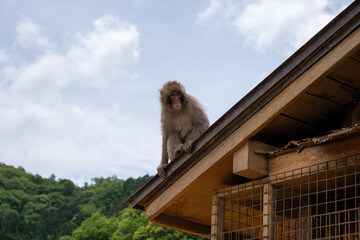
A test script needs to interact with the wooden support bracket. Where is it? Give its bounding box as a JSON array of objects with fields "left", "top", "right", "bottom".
[{"left": 233, "top": 141, "right": 275, "bottom": 179}]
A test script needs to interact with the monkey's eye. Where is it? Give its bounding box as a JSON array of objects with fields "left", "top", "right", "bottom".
[{"left": 169, "top": 93, "right": 182, "bottom": 100}]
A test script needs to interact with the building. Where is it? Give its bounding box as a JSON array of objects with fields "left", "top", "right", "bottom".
[{"left": 127, "top": 1, "right": 360, "bottom": 239}]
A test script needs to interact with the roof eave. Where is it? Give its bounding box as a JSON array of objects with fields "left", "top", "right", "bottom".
[{"left": 127, "top": 0, "right": 360, "bottom": 210}]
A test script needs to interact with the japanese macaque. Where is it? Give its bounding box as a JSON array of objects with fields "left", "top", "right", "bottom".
[{"left": 157, "top": 81, "right": 210, "bottom": 178}]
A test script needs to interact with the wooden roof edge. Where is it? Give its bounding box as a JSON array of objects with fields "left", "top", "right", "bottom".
[{"left": 126, "top": 1, "right": 360, "bottom": 210}]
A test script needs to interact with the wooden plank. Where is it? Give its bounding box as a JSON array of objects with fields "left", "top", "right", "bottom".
[
  {"left": 153, "top": 214, "right": 210, "bottom": 238},
  {"left": 268, "top": 135, "right": 360, "bottom": 176},
  {"left": 144, "top": 27, "right": 360, "bottom": 222},
  {"left": 344, "top": 102, "right": 360, "bottom": 126},
  {"left": 307, "top": 76, "right": 358, "bottom": 105},
  {"left": 233, "top": 141, "right": 271, "bottom": 179},
  {"left": 263, "top": 184, "right": 275, "bottom": 239},
  {"left": 351, "top": 48, "right": 360, "bottom": 61},
  {"left": 211, "top": 194, "right": 224, "bottom": 240},
  {"left": 254, "top": 114, "right": 319, "bottom": 146},
  {"left": 282, "top": 92, "right": 343, "bottom": 127},
  {"left": 328, "top": 58, "right": 360, "bottom": 89}
]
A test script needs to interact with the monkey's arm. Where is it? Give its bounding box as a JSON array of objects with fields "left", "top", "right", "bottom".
[
  {"left": 158, "top": 129, "right": 169, "bottom": 178},
  {"left": 182, "top": 107, "right": 210, "bottom": 153},
  {"left": 182, "top": 126, "right": 203, "bottom": 153}
]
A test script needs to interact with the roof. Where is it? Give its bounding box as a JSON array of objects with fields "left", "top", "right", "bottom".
[{"left": 127, "top": 1, "right": 360, "bottom": 237}]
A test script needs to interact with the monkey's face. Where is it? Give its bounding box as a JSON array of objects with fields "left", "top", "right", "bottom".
[{"left": 167, "top": 92, "right": 184, "bottom": 110}]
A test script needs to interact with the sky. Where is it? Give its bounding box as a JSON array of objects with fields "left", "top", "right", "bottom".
[{"left": 0, "top": 0, "right": 354, "bottom": 186}]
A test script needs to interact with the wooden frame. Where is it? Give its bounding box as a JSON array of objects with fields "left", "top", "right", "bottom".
[{"left": 211, "top": 153, "right": 360, "bottom": 239}]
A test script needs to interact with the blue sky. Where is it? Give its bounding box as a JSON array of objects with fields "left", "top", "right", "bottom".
[{"left": 0, "top": 0, "right": 353, "bottom": 185}]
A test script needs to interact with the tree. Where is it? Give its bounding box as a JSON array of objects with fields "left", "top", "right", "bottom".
[
  {"left": 113, "top": 208, "right": 206, "bottom": 240},
  {"left": 70, "top": 212, "right": 118, "bottom": 240},
  {"left": 0, "top": 203, "right": 20, "bottom": 240},
  {"left": 0, "top": 162, "right": 204, "bottom": 240}
]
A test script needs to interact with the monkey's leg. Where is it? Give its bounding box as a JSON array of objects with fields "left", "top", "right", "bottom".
[
  {"left": 182, "top": 120, "right": 208, "bottom": 153},
  {"left": 182, "top": 139, "right": 192, "bottom": 153},
  {"left": 167, "top": 133, "right": 183, "bottom": 161},
  {"left": 182, "top": 128, "right": 201, "bottom": 153}
]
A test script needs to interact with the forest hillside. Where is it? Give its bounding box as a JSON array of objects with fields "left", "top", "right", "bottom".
[{"left": 0, "top": 162, "right": 205, "bottom": 240}]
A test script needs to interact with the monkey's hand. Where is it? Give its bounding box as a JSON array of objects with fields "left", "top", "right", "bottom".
[
  {"left": 157, "top": 163, "right": 168, "bottom": 178},
  {"left": 182, "top": 140, "right": 193, "bottom": 153}
]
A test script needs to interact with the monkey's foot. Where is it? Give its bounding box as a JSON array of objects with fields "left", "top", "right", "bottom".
[{"left": 172, "top": 144, "right": 184, "bottom": 158}]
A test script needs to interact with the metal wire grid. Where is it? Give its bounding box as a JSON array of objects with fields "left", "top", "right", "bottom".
[{"left": 211, "top": 154, "right": 360, "bottom": 240}]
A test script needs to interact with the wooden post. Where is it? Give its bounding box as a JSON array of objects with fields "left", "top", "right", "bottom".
[
  {"left": 263, "top": 184, "right": 275, "bottom": 239},
  {"left": 211, "top": 192, "right": 225, "bottom": 240}
]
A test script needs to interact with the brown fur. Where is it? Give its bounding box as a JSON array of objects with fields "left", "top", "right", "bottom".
[{"left": 157, "top": 81, "right": 210, "bottom": 177}]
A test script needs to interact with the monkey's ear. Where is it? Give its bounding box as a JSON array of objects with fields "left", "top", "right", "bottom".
[{"left": 159, "top": 89, "right": 169, "bottom": 105}]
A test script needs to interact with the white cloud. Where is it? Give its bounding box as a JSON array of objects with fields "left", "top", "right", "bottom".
[
  {"left": 197, "top": 0, "right": 223, "bottom": 23},
  {"left": 0, "top": 15, "right": 156, "bottom": 185},
  {"left": 7, "top": 53, "right": 67, "bottom": 98},
  {"left": 16, "top": 17, "right": 53, "bottom": 49},
  {"left": 198, "top": 0, "right": 345, "bottom": 54},
  {"left": 68, "top": 15, "right": 140, "bottom": 87},
  {"left": 0, "top": 49, "right": 9, "bottom": 64},
  {"left": 0, "top": 101, "right": 159, "bottom": 184},
  {"left": 5, "top": 15, "right": 140, "bottom": 94},
  {"left": 233, "top": 0, "right": 334, "bottom": 52}
]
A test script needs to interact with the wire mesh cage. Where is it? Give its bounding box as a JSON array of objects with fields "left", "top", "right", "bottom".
[{"left": 211, "top": 154, "right": 360, "bottom": 240}]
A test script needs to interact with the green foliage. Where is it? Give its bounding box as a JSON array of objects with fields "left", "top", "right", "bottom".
[
  {"left": 64, "top": 208, "right": 206, "bottom": 240},
  {"left": 0, "top": 162, "right": 206, "bottom": 240},
  {"left": 71, "top": 212, "right": 118, "bottom": 240},
  {"left": 0, "top": 203, "right": 20, "bottom": 239}
]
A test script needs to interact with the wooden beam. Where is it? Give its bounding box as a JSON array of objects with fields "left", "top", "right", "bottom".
[
  {"left": 211, "top": 193, "right": 224, "bottom": 240},
  {"left": 145, "top": 27, "right": 360, "bottom": 222},
  {"left": 268, "top": 135, "right": 360, "bottom": 176},
  {"left": 233, "top": 141, "right": 274, "bottom": 179},
  {"left": 262, "top": 184, "right": 275, "bottom": 239},
  {"left": 152, "top": 214, "right": 210, "bottom": 239}
]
